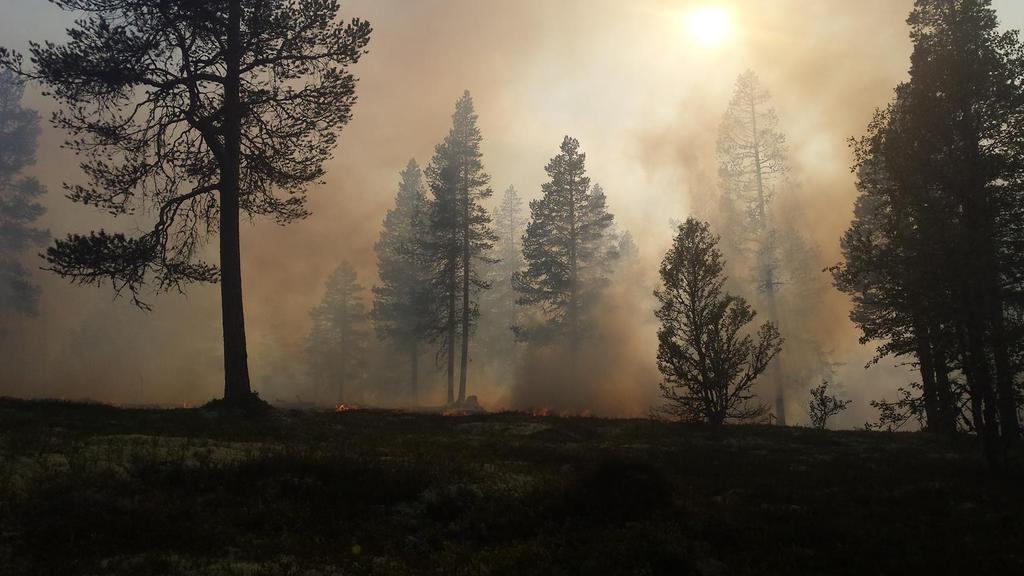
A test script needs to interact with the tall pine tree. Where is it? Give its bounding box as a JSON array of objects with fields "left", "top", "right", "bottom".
[
  {"left": 425, "top": 91, "right": 495, "bottom": 405},
  {"left": 372, "top": 160, "right": 432, "bottom": 402},
  {"left": 514, "top": 136, "right": 614, "bottom": 358},
  {"left": 717, "top": 71, "right": 793, "bottom": 425}
]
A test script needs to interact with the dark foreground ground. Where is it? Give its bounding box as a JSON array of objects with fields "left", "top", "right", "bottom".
[{"left": 0, "top": 399, "right": 1021, "bottom": 576}]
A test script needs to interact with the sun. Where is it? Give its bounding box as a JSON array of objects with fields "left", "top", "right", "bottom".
[{"left": 686, "top": 5, "right": 733, "bottom": 48}]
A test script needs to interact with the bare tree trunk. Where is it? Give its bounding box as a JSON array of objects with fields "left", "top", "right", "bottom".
[
  {"left": 989, "top": 292, "right": 1020, "bottom": 446},
  {"left": 220, "top": 0, "right": 252, "bottom": 404}
]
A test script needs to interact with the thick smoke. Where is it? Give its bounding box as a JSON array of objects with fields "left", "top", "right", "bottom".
[{"left": 3, "top": 1, "right": 1023, "bottom": 424}]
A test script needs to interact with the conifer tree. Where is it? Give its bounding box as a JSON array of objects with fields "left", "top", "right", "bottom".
[
  {"left": 834, "top": 0, "right": 1024, "bottom": 465},
  {"left": 717, "top": 71, "right": 794, "bottom": 425},
  {"left": 2, "top": 0, "right": 372, "bottom": 405},
  {"left": 425, "top": 91, "right": 495, "bottom": 404},
  {"left": 308, "top": 261, "right": 368, "bottom": 405},
  {"left": 476, "top": 185, "right": 525, "bottom": 384},
  {"left": 492, "top": 185, "right": 525, "bottom": 329},
  {"left": 655, "top": 218, "right": 782, "bottom": 425},
  {"left": 0, "top": 70, "right": 48, "bottom": 322},
  {"left": 513, "top": 136, "right": 614, "bottom": 356},
  {"left": 372, "top": 160, "right": 432, "bottom": 402}
]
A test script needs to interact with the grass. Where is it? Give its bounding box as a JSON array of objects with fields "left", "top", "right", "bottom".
[{"left": 0, "top": 398, "right": 1021, "bottom": 575}]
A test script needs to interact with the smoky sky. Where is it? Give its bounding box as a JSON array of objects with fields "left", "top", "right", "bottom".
[{"left": 3, "top": 1, "right": 1024, "bottom": 421}]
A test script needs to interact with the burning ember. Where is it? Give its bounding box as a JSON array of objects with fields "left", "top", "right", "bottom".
[{"left": 335, "top": 403, "right": 359, "bottom": 412}]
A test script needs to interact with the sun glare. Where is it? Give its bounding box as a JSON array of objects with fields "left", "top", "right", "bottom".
[{"left": 686, "top": 5, "right": 733, "bottom": 48}]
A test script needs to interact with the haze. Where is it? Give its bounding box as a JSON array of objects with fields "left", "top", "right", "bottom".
[{"left": 3, "top": 0, "right": 1023, "bottom": 425}]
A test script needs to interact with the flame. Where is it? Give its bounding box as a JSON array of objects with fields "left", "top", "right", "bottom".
[{"left": 335, "top": 403, "right": 358, "bottom": 412}]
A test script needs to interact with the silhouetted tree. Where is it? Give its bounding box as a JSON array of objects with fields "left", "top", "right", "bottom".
[
  {"left": 308, "top": 261, "right": 368, "bottom": 404},
  {"left": 904, "top": 0, "right": 1024, "bottom": 454},
  {"left": 808, "top": 381, "right": 852, "bottom": 430},
  {"left": 0, "top": 70, "right": 48, "bottom": 322},
  {"left": 424, "top": 91, "right": 495, "bottom": 404},
  {"left": 513, "top": 137, "right": 614, "bottom": 358},
  {"left": 717, "top": 70, "right": 791, "bottom": 424},
  {"left": 832, "top": 90, "right": 960, "bottom": 436},
  {"left": 372, "top": 160, "right": 432, "bottom": 402},
  {"left": 655, "top": 218, "right": 782, "bottom": 425},
  {"left": 834, "top": 0, "right": 1024, "bottom": 466},
  {"left": 1, "top": 1, "right": 372, "bottom": 405}
]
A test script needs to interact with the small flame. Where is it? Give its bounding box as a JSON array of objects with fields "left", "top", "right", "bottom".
[{"left": 335, "top": 403, "right": 358, "bottom": 412}]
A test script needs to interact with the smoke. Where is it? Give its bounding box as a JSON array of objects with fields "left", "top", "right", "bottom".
[{"left": 4, "top": 1, "right": 1023, "bottom": 423}]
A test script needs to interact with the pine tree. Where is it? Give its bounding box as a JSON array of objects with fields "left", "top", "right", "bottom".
[
  {"left": 308, "top": 261, "right": 368, "bottom": 405},
  {"left": 835, "top": 0, "right": 1024, "bottom": 466},
  {"left": 717, "top": 70, "right": 794, "bottom": 425},
  {"left": 0, "top": 70, "right": 48, "bottom": 322},
  {"left": 832, "top": 90, "right": 960, "bottom": 435},
  {"left": 372, "top": 160, "right": 432, "bottom": 402},
  {"left": 513, "top": 136, "right": 614, "bottom": 356},
  {"left": 2, "top": 1, "right": 372, "bottom": 405},
  {"left": 492, "top": 185, "right": 525, "bottom": 330},
  {"left": 475, "top": 185, "right": 525, "bottom": 385},
  {"left": 655, "top": 218, "right": 782, "bottom": 425},
  {"left": 424, "top": 91, "right": 496, "bottom": 405}
]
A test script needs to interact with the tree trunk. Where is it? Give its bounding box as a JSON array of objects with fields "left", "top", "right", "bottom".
[
  {"left": 220, "top": 0, "right": 252, "bottom": 404},
  {"left": 963, "top": 318, "right": 1003, "bottom": 471},
  {"left": 459, "top": 184, "right": 470, "bottom": 404},
  {"left": 932, "top": 340, "right": 957, "bottom": 436},
  {"left": 446, "top": 269, "right": 456, "bottom": 405},
  {"left": 914, "top": 320, "right": 941, "bottom": 429},
  {"left": 749, "top": 92, "right": 785, "bottom": 426},
  {"left": 989, "top": 290, "right": 1020, "bottom": 445}
]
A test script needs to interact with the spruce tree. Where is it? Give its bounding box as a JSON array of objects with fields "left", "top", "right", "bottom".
[
  {"left": 372, "top": 160, "right": 432, "bottom": 402},
  {"left": 308, "top": 261, "right": 368, "bottom": 405},
  {"left": 514, "top": 136, "right": 614, "bottom": 357},
  {"left": 424, "top": 91, "right": 495, "bottom": 404},
  {"left": 0, "top": 70, "right": 48, "bottom": 322},
  {"left": 655, "top": 218, "right": 782, "bottom": 425}
]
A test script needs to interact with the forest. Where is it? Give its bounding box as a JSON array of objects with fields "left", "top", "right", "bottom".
[{"left": 1, "top": 1, "right": 1023, "bottom": 575}]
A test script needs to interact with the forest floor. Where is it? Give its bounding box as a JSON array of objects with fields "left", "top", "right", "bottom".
[{"left": 0, "top": 398, "right": 1021, "bottom": 576}]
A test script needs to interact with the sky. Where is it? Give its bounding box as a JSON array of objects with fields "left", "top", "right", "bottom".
[{"left": 2, "top": 0, "right": 1023, "bottom": 422}]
